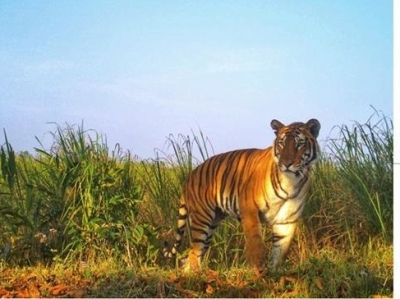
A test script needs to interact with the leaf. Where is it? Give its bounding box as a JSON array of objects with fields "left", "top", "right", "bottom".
[
  {"left": 204, "top": 283, "right": 214, "bottom": 295},
  {"left": 68, "top": 288, "right": 87, "bottom": 297},
  {"left": 50, "top": 284, "right": 69, "bottom": 296},
  {"left": 173, "top": 281, "right": 198, "bottom": 298},
  {"left": 0, "top": 287, "right": 10, "bottom": 298},
  {"left": 314, "top": 277, "right": 324, "bottom": 290},
  {"left": 27, "top": 282, "right": 41, "bottom": 298}
]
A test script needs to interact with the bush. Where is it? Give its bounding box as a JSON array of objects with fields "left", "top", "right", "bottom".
[{"left": 0, "top": 124, "right": 146, "bottom": 265}]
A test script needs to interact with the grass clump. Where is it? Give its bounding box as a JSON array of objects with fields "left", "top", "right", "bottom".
[
  {"left": 328, "top": 112, "right": 392, "bottom": 238},
  {"left": 0, "top": 123, "right": 151, "bottom": 267}
]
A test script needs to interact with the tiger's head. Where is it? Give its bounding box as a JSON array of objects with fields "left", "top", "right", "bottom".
[{"left": 271, "top": 119, "right": 321, "bottom": 176}]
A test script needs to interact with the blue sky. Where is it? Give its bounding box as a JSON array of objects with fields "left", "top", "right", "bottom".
[{"left": 0, "top": 0, "right": 393, "bottom": 159}]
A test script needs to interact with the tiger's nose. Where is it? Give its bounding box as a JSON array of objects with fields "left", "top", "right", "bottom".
[{"left": 279, "top": 161, "right": 294, "bottom": 172}]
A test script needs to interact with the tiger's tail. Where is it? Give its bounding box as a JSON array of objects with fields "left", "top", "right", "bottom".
[{"left": 163, "top": 199, "right": 188, "bottom": 259}]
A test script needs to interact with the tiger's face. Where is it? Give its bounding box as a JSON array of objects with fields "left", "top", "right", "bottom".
[{"left": 271, "top": 119, "right": 321, "bottom": 176}]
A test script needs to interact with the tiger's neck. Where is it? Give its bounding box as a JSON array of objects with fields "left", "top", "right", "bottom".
[{"left": 270, "top": 162, "right": 310, "bottom": 200}]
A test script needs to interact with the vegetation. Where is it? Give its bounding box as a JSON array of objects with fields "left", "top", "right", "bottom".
[{"left": 0, "top": 110, "right": 393, "bottom": 297}]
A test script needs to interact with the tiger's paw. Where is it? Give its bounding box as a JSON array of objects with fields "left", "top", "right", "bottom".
[
  {"left": 252, "top": 267, "right": 268, "bottom": 279},
  {"left": 182, "top": 254, "right": 202, "bottom": 272}
]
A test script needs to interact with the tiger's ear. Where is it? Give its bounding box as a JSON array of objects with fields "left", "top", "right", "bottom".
[
  {"left": 306, "top": 119, "right": 321, "bottom": 138},
  {"left": 271, "top": 119, "right": 284, "bottom": 135}
]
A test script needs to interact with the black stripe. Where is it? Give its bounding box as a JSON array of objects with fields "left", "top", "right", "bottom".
[
  {"left": 285, "top": 201, "right": 305, "bottom": 220},
  {"left": 198, "top": 157, "right": 212, "bottom": 195},
  {"left": 272, "top": 234, "right": 285, "bottom": 243},
  {"left": 175, "top": 227, "right": 185, "bottom": 235},
  {"left": 192, "top": 238, "right": 206, "bottom": 244},
  {"left": 272, "top": 164, "right": 288, "bottom": 200},
  {"left": 210, "top": 224, "right": 218, "bottom": 230},
  {"left": 191, "top": 227, "right": 209, "bottom": 236},
  {"left": 219, "top": 152, "right": 238, "bottom": 205},
  {"left": 192, "top": 215, "right": 212, "bottom": 228},
  {"left": 196, "top": 198, "right": 215, "bottom": 219}
]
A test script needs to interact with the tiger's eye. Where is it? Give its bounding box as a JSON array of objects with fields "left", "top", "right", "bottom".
[{"left": 297, "top": 140, "right": 305, "bottom": 148}]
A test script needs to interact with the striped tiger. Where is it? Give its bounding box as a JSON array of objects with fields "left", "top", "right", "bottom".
[{"left": 163, "top": 119, "right": 321, "bottom": 272}]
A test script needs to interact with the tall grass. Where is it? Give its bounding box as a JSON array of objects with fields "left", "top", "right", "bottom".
[
  {"left": 0, "top": 111, "right": 392, "bottom": 275},
  {"left": 328, "top": 112, "right": 392, "bottom": 238}
]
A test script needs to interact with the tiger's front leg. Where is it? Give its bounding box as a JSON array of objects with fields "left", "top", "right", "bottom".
[
  {"left": 241, "top": 208, "right": 266, "bottom": 271},
  {"left": 268, "top": 222, "right": 297, "bottom": 270}
]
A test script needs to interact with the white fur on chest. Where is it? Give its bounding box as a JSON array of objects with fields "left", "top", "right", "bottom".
[{"left": 258, "top": 173, "right": 308, "bottom": 225}]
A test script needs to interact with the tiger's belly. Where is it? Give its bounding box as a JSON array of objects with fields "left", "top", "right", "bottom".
[
  {"left": 214, "top": 193, "right": 241, "bottom": 220},
  {"left": 214, "top": 181, "right": 306, "bottom": 224}
]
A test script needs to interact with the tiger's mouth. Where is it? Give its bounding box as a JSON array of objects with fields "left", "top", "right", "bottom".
[
  {"left": 282, "top": 169, "right": 301, "bottom": 177},
  {"left": 279, "top": 164, "right": 302, "bottom": 177}
]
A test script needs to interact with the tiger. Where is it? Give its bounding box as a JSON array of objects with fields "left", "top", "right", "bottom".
[{"left": 163, "top": 119, "right": 321, "bottom": 273}]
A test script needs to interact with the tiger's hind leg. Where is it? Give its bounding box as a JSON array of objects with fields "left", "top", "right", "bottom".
[
  {"left": 202, "top": 223, "right": 218, "bottom": 255},
  {"left": 184, "top": 211, "right": 222, "bottom": 272}
]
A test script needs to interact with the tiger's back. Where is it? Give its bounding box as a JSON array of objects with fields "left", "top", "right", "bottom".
[
  {"left": 184, "top": 148, "right": 271, "bottom": 219},
  {"left": 163, "top": 119, "right": 321, "bottom": 272}
]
